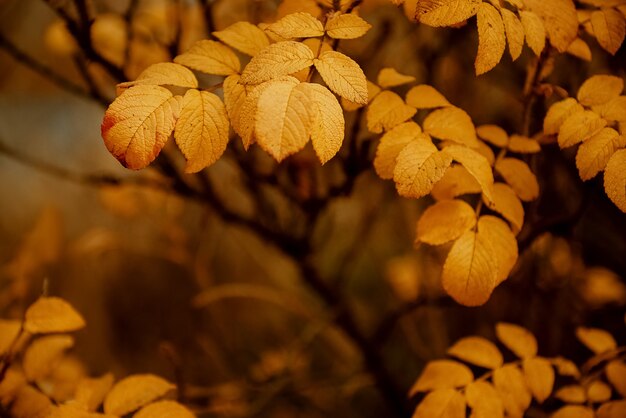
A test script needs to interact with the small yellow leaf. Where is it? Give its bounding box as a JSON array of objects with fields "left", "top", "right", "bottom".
[
  {"left": 575, "top": 326, "right": 617, "bottom": 354},
  {"left": 223, "top": 74, "right": 247, "bottom": 137},
  {"left": 405, "top": 84, "right": 450, "bottom": 109},
  {"left": 240, "top": 41, "right": 314, "bottom": 84},
  {"left": 475, "top": 3, "right": 506, "bottom": 75},
  {"left": 604, "top": 149, "right": 626, "bottom": 212},
  {"left": 552, "top": 356, "right": 581, "bottom": 378},
  {"left": 117, "top": 63, "right": 198, "bottom": 92},
  {"left": 554, "top": 385, "right": 586, "bottom": 404},
  {"left": 302, "top": 83, "right": 345, "bottom": 164},
  {"left": 264, "top": 12, "right": 324, "bottom": 39},
  {"left": 393, "top": 140, "right": 453, "bottom": 198},
  {"left": 213, "top": 21, "right": 270, "bottom": 56},
  {"left": 577, "top": 74, "right": 624, "bottom": 107},
  {"left": 465, "top": 381, "right": 504, "bottom": 418},
  {"left": 366, "top": 91, "right": 417, "bottom": 133},
  {"left": 479, "top": 215, "right": 518, "bottom": 285},
  {"left": 508, "top": 134, "right": 541, "bottom": 153},
  {"left": 314, "top": 50, "right": 368, "bottom": 104},
  {"left": 493, "top": 364, "right": 532, "bottom": 417},
  {"left": 341, "top": 80, "right": 380, "bottom": 111},
  {"left": 374, "top": 122, "right": 423, "bottom": 179},
  {"left": 552, "top": 405, "right": 594, "bottom": 418},
  {"left": 501, "top": 9, "right": 525, "bottom": 61},
  {"left": 522, "top": 0, "right": 578, "bottom": 52},
  {"left": 495, "top": 158, "right": 539, "bottom": 201},
  {"left": 592, "top": 96, "right": 626, "bottom": 122},
  {"left": 102, "top": 85, "right": 182, "bottom": 170},
  {"left": 566, "top": 38, "right": 592, "bottom": 61},
  {"left": 447, "top": 336, "right": 503, "bottom": 369},
  {"left": 591, "top": 8, "right": 625, "bottom": 55},
  {"left": 476, "top": 124, "right": 508, "bottom": 148},
  {"left": 74, "top": 373, "right": 115, "bottom": 412},
  {"left": 485, "top": 182, "right": 524, "bottom": 233},
  {"left": 576, "top": 127, "right": 626, "bottom": 181},
  {"left": 606, "top": 361, "right": 626, "bottom": 397},
  {"left": 523, "top": 357, "right": 554, "bottom": 403},
  {"left": 25, "top": 296, "right": 86, "bottom": 334},
  {"left": 431, "top": 164, "right": 482, "bottom": 200},
  {"left": 103, "top": 374, "right": 175, "bottom": 416},
  {"left": 597, "top": 401, "right": 626, "bottom": 418},
  {"left": 0, "top": 320, "right": 21, "bottom": 356},
  {"left": 543, "top": 98, "right": 584, "bottom": 135},
  {"left": 416, "top": 199, "right": 477, "bottom": 246},
  {"left": 236, "top": 79, "right": 279, "bottom": 148},
  {"left": 376, "top": 68, "right": 416, "bottom": 88},
  {"left": 495, "top": 322, "right": 538, "bottom": 358},
  {"left": 415, "top": 0, "right": 481, "bottom": 27},
  {"left": 23, "top": 335, "right": 74, "bottom": 381},
  {"left": 587, "top": 380, "right": 612, "bottom": 402},
  {"left": 443, "top": 145, "right": 495, "bottom": 202},
  {"left": 412, "top": 388, "right": 466, "bottom": 418},
  {"left": 520, "top": 11, "right": 546, "bottom": 55},
  {"left": 325, "top": 13, "right": 372, "bottom": 39},
  {"left": 133, "top": 400, "right": 195, "bottom": 418},
  {"left": 174, "top": 40, "right": 240, "bottom": 76},
  {"left": 409, "top": 360, "right": 474, "bottom": 395},
  {"left": 424, "top": 107, "right": 479, "bottom": 147}
]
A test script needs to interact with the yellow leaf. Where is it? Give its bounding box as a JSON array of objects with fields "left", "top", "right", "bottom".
[
  {"left": 465, "top": 381, "right": 504, "bottom": 418},
  {"left": 415, "top": 0, "right": 481, "bottom": 27},
  {"left": 366, "top": 91, "right": 417, "bottom": 133},
  {"left": 341, "top": 80, "right": 380, "bottom": 111},
  {"left": 597, "top": 401, "right": 626, "bottom": 418},
  {"left": 223, "top": 74, "right": 247, "bottom": 137},
  {"left": 592, "top": 96, "right": 626, "bottom": 122},
  {"left": 554, "top": 385, "right": 586, "bottom": 404},
  {"left": 476, "top": 124, "right": 508, "bottom": 148},
  {"left": 325, "top": 13, "right": 372, "bottom": 39},
  {"left": 431, "top": 164, "right": 482, "bottom": 200},
  {"left": 314, "top": 50, "right": 368, "bottom": 104},
  {"left": 23, "top": 335, "right": 73, "bottom": 382},
  {"left": 0, "top": 369, "right": 25, "bottom": 406},
  {"left": 24, "top": 296, "right": 85, "bottom": 334},
  {"left": 566, "top": 37, "right": 592, "bottom": 61},
  {"left": 10, "top": 385, "right": 53, "bottom": 418},
  {"left": 495, "top": 322, "right": 538, "bottom": 358},
  {"left": 495, "top": 157, "right": 539, "bottom": 201},
  {"left": 543, "top": 98, "right": 584, "bottom": 135},
  {"left": 581, "top": 267, "right": 626, "bottom": 307},
  {"left": 376, "top": 67, "right": 416, "bottom": 88},
  {"left": 213, "top": 21, "right": 270, "bottom": 56},
  {"left": 374, "top": 122, "right": 423, "bottom": 179},
  {"left": 576, "top": 127, "right": 625, "bottom": 181},
  {"left": 493, "top": 364, "right": 532, "bottom": 417},
  {"left": 423, "top": 107, "right": 480, "bottom": 147},
  {"left": 393, "top": 140, "right": 453, "bottom": 198},
  {"left": 117, "top": 63, "right": 198, "bottom": 93},
  {"left": 412, "top": 388, "right": 466, "bottom": 418},
  {"left": 409, "top": 360, "right": 473, "bottom": 395},
  {"left": 520, "top": 11, "right": 546, "bottom": 56},
  {"left": 575, "top": 326, "right": 617, "bottom": 354},
  {"left": 102, "top": 85, "right": 182, "bottom": 170},
  {"left": 606, "top": 361, "right": 626, "bottom": 397},
  {"left": 255, "top": 78, "right": 313, "bottom": 162},
  {"left": 103, "top": 374, "right": 175, "bottom": 416},
  {"left": 587, "top": 380, "right": 612, "bottom": 402},
  {"left": 522, "top": 357, "right": 554, "bottom": 403},
  {"left": 0, "top": 320, "right": 21, "bottom": 356},
  {"left": 591, "top": 8, "right": 626, "bottom": 55},
  {"left": 475, "top": 3, "right": 506, "bottom": 75},
  {"left": 416, "top": 199, "right": 477, "bottom": 245},
  {"left": 301, "top": 83, "right": 345, "bottom": 164},
  {"left": 522, "top": 0, "right": 578, "bottom": 52},
  {"left": 508, "top": 134, "right": 541, "bottom": 153},
  {"left": 236, "top": 79, "right": 278, "bottom": 149},
  {"left": 74, "top": 374, "right": 115, "bottom": 412},
  {"left": 485, "top": 182, "right": 524, "bottom": 233},
  {"left": 479, "top": 215, "right": 518, "bottom": 285},
  {"left": 501, "top": 9, "right": 525, "bottom": 61},
  {"left": 447, "top": 336, "right": 503, "bottom": 369},
  {"left": 604, "top": 149, "right": 626, "bottom": 212},
  {"left": 405, "top": 84, "right": 451, "bottom": 109},
  {"left": 174, "top": 40, "right": 240, "bottom": 76},
  {"left": 442, "top": 145, "right": 495, "bottom": 202},
  {"left": 265, "top": 12, "right": 324, "bottom": 39},
  {"left": 241, "top": 41, "right": 314, "bottom": 84},
  {"left": 552, "top": 356, "right": 580, "bottom": 378},
  {"left": 552, "top": 405, "right": 594, "bottom": 418},
  {"left": 133, "top": 400, "right": 195, "bottom": 418},
  {"left": 577, "top": 74, "right": 624, "bottom": 106}
]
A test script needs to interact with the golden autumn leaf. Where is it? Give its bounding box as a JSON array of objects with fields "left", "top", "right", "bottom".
[
  {"left": 341, "top": 80, "right": 381, "bottom": 111},
  {"left": 237, "top": 78, "right": 283, "bottom": 148},
  {"left": 577, "top": 74, "right": 624, "bottom": 106},
  {"left": 416, "top": 199, "right": 476, "bottom": 245},
  {"left": 576, "top": 127, "right": 625, "bottom": 181},
  {"left": 24, "top": 296, "right": 86, "bottom": 334},
  {"left": 597, "top": 401, "right": 626, "bottom": 418},
  {"left": 374, "top": 122, "right": 423, "bottom": 179},
  {"left": 23, "top": 335, "right": 74, "bottom": 381},
  {"left": 213, "top": 21, "right": 270, "bottom": 56},
  {"left": 495, "top": 158, "right": 539, "bottom": 201},
  {"left": 325, "top": 13, "right": 372, "bottom": 39},
  {"left": 405, "top": 84, "right": 450, "bottom": 109},
  {"left": 377, "top": 68, "right": 416, "bottom": 88},
  {"left": 476, "top": 124, "right": 508, "bottom": 148},
  {"left": 475, "top": 3, "right": 506, "bottom": 75},
  {"left": 520, "top": 11, "right": 546, "bottom": 56},
  {"left": 554, "top": 385, "right": 586, "bottom": 404},
  {"left": 0, "top": 368, "right": 25, "bottom": 406},
  {"left": 264, "top": 12, "right": 324, "bottom": 39},
  {"left": 493, "top": 364, "right": 532, "bottom": 417},
  {"left": 241, "top": 41, "right": 315, "bottom": 84},
  {"left": 412, "top": 388, "right": 466, "bottom": 418},
  {"left": 592, "top": 96, "right": 626, "bottom": 122},
  {"left": 366, "top": 91, "right": 417, "bottom": 133},
  {"left": 606, "top": 361, "right": 626, "bottom": 397},
  {"left": 501, "top": 9, "right": 524, "bottom": 61},
  {"left": 587, "top": 380, "right": 612, "bottom": 402},
  {"left": 552, "top": 405, "right": 594, "bottom": 418},
  {"left": 423, "top": 107, "right": 479, "bottom": 148},
  {"left": 10, "top": 385, "right": 53, "bottom": 418},
  {"left": 174, "top": 89, "right": 229, "bottom": 173},
  {"left": 415, "top": 0, "right": 481, "bottom": 27},
  {"left": 431, "top": 164, "right": 482, "bottom": 200},
  {"left": 133, "top": 400, "right": 196, "bottom": 418},
  {"left": 302, "top": 83, "right": 345, "bottom": 164},
  {"left": 604, "top": 149, "right": 626, "bottom": 212},
  {"left": 447, "top": 336, "right": 503, "bottom": 369},
  {"left": 485, "top": 182, "right": 524, "bottom": 233},
  {"left": 409, "top": 360, "right": 473, "bottom": 394},
  {"left": 394, "top": 140, "right": 453, "bottom": 198},
  {"left": 575, "top": 327, "right": 617, "bottom": 354},
  {"left": 495, "top": 322, "right": 538, "bottom": 358},
  {"left": 314, "top": 50, "right": 368, "bottom": 104},
  {"left": 566, "top": 37, "right": 592, "bottom": 61},
  {"left": 591, "top": 8, "right": 626, "bottom": 55},
  {"left": 522, "top": 0, "right": 578, "bottom": 52},
  {"left": 508, "top": 135, "right": 541, "bottom": 153},
  {"left": 522, "top": 357, "right": 554, "bottom": 404},
  {"left": 74, "top": 373, "right": 115, "bottom": 412},
  {"left": 117, "top": 63, "right": 198, "bottom": 93},
  {"left": 103, "top": 374, "right": 175, "bottom": 416},
  {"left": 0, "top": 320, "right": 21, "bottom": 356},
  {"left": 480, "top": 215, "right": 518, "bottom": 285},
  {"left": 223, "top": 74, "right": 247, "bottom": 136},
  {"left": 174, "top": 40, "right": 240, "bottom": 75},
  {"left": 543, "top": 98, "right": 584, "bottom": 135},
  {"left": 465, "top": 381, "right": 504, "bottom": 418},
  {"left": 443, "top": 145, "right": 495, "bottom": 202}
]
